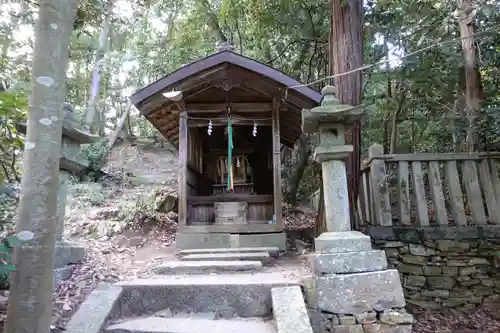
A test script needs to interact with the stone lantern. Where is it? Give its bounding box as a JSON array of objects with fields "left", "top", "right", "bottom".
[
  {"left": 18, "top": 103, "right": 100, "bottom": 287},
  {"left": 302, "top": 85, "right": 363, "bottom": 233},
  {"left": 301, "top": 87, "right": 411, "bottom": 330}
]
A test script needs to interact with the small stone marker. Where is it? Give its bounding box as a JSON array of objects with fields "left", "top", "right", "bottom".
[
  {"left": 271, "top": 286, "right": 313, "bottom": 333},
  {"left": 65, "top": 284, "right": 122, "bottom": 333}
]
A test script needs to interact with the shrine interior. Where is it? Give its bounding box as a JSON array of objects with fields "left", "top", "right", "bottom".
[{"left": 186, "top": 117, "right": 276, "bottom": 225}]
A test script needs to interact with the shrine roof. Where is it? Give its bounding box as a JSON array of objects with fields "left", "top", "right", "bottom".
[{"left": 130, "top": 49, "right": 321, "bottom": 148}]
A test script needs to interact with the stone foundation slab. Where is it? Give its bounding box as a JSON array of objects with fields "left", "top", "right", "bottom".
[
  {"left": 310, "top": 250, "right": 388, "bottom": 274},
  {"left": 314, "top": 231, "right": 372, "bottom": 253},
  {"left": 316, "top": 270, "right": 406, "bottom": 314}
]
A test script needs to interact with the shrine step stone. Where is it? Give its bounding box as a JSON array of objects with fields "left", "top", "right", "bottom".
[
  {"left": 105, "top": 316, "right": 277, "bottom": 333},
  {"left": 117, "top": 272, "right": 300, "bottom": 318},
  {"left": 154, "top": 260, "right": 263, "bottom": 275},
  {"left": 177, "top": 246, "right": 280, "bottom": 258},
  {"left": 179, "top": 252, "right": 272, "bottom": 265}
]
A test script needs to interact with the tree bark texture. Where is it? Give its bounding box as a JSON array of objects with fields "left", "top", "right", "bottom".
[
  {"left": 328, "top": 0, "right": 364, "bottom": 227},
  {"left": 456, "top": 0, "right": 483, "bottom": 152},
  {"left": 4, "top": 1, "right": 79, "bottom": 333}
]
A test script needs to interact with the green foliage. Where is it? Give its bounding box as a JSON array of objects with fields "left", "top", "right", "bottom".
[
  {"left": 2, "top": 0, "right": 500, "bottom": 207},
  {"left": 0, "top": 89, "right": 27, "bottom": 183},
  {"left": 0, "top": 191, "right": 17, "bottom": 231},
  {"left": 0, "top": 233, "right": 32, "bottom": 289},
  {"left": 77, "top": 139, "right": 109, "bottom": 177}
]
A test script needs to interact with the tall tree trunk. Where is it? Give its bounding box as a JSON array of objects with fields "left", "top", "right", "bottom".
[
  {"left": 327, "top": 0, "right": 364, "bottom": 227},
  {"left": 4, "top": 1, "right": 78, "bottom": 332},
  {"left": 84, "top": 0, "right": 112, "bottom": 133},
  {"left": 456, "top": 0, "right": 483, "bottom": 152}
]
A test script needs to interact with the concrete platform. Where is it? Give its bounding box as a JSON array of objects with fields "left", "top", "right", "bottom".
[
  {"left": 117, "top": 273, "right": 300, "bottom": 318},
  {"left": 106, "top": 316, "right": 277, "bottom": 333},
  {"left": 177, "top": 247, "right": 280, "bottom": 258},
  {"left": 154, "top": 260, "right": 263, "bottom": 275},
  {"left": 179, "top": 252, "right": 272, "bottom": 264}
]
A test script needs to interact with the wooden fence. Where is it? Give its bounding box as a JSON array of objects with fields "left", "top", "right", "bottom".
[{"left": 357, "top": 143, "right": 500, "bottom": 227}]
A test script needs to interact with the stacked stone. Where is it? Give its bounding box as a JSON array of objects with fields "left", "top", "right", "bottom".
[
  {"left": 370, "top": 226, "right": 500, "bottom": 311},
  {"left": 302, "top": 86, "right": 414, "bottom": 333},
  {"left": 307, "top": 232, "right": 414, "bottom": 333},
  {"left": 314, "top": 310, "right": 414, "bottom": 333}
]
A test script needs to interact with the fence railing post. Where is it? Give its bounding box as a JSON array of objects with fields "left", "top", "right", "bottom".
[{"left": 368, "top": 143, "right": 392, "bottom": 226}]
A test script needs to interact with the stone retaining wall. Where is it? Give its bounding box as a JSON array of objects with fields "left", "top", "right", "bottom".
[
  {"left": 368, "top": 226, "right": 500, "bottom": 311},
  {"left": 309, "top": 308, "right": 414, "bottom": 333}
]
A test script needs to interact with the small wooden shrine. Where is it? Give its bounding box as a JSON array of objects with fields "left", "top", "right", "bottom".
[{"left": 130, "top": 44, "right": 320, "bottom": 244}]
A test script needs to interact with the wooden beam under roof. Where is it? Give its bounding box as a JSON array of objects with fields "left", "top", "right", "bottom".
[
  {"left": 186, "top": 102, "right": 279, "bottom": 113},
  {"left": 187, "top": 117, "right": 271, "bottom": 127},
  {"left": 139, "top": 65, "right": 229, "bottom": 115}
]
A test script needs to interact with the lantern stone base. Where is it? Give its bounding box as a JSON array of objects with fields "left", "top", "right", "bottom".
[
  {"left": 314, "top": 231, "right": 372, "bottom": 253},
  {"left": 307, "top": 231, "right": 414, "bottom": 333}
]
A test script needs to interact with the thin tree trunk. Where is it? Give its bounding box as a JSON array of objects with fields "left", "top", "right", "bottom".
[
  {"left": 328, "top": 0, "right": 364, "bottom": 228},
  {"left": 84, "top": 0, "right": 112, "bottom": 133},
  {"left": 288, "top": 134, "right": 312, "bottom": 206},
  {"left": 107, "top": 106, "right": 131, "bottom": 150},
  {"left": 85, "top": 105, "right": 132, "bottom": 175},
  {"left": 456, "top": 0, "right": 483, "bottom": 152},
  {"left": 389, "top": 91, "right": 406, "bottom": 154},
  {"left": 4, "top": 1, "right": 79, "bottom": 332}
]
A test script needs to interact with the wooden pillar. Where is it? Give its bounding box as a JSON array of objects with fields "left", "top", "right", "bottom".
[
  {"left": 178, "top": 111, "right": 188, "bottom": 229},
  {"left": 272, "top": 98, "right": 283, "bottom": 229}
]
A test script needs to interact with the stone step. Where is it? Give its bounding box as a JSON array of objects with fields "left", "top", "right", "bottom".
[
  {"left": 177, "top": 247, "right": 280, "bottom": 258},
  {"left": 153, "top": 260, "right": 263, "bottom": 275},
  {"left": 117, "top": 273, "right": 300, "bottom": 318},
  {"left": 106, "top": 316, "right": 277, "bottom": 333},
  {"left": 179, "top": 252, "right": 272, "bottom": 265}
]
